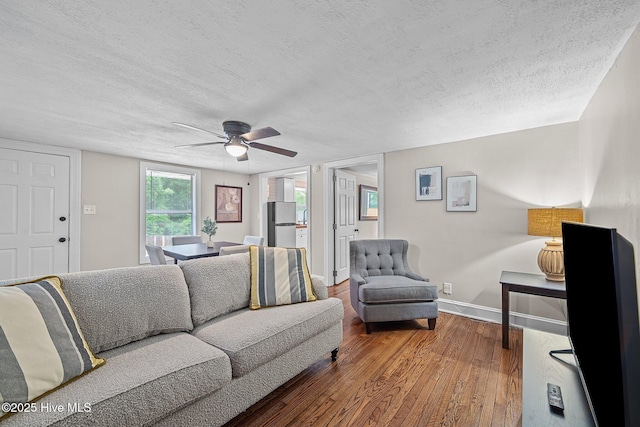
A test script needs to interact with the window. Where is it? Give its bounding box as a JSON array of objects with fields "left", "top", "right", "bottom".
[
  {"left": 295, "top": 187, "right": 307, "bottom": 224},
  {"left": 139, "top": 162, "right": 200, "bottom": 263}
]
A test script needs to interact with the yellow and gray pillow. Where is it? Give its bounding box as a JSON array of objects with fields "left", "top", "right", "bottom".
[
  {"left": 0, "top": 276, "right": 104, "bottom": 419},
  {"left": 250, "top": 246, "right": 316, "bottom": 309}
]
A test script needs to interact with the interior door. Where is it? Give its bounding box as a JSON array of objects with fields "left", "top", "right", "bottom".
[
  {"left": 334, "top": 169, "right": 357, "bottom": 284},
  {"left": 0, "top": 148, "right": 70, "bottom": 279}
]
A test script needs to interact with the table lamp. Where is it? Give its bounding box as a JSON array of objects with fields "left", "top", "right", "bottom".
[{"left": 528, "top": 207, "right": 584, "bottom": 281}]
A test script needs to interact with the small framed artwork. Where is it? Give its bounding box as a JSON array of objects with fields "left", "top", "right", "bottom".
[
  {"left": 446, "top": 175, "right": 477, "bottom": 212},
  {"left": 359, "top": 185, "right": 378, "bottom": 221},
  {"left": 215, "top": 185, "right": 242, "bottom": 222},
  {"left": 415, "top": 166, "right": 442, "bottom": 201}
]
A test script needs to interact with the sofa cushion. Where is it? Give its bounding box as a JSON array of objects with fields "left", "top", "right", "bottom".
[
  {"left": 0, "top": 277, "right": 105, "bottom": 420},
  {"left": 193, "top": 297, "right": 344, "bottom": 377},
  {"left": 57, "top": 265, "right": 193, "bottom": 353},
  {"left": 359, "top": 276, "right": 439, "bottom": 303},
  {"left": 2, "top": 333, "right": 232, "bottom": 426},
  {"left": 180, "top": 252, "right": 251, "bottom": 326},
  {"left": 249, "top": 246, "right": 316, "bottom": 309}
]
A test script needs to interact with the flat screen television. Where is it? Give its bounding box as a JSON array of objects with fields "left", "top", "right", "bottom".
[{"left": 561, "top": 222, "right": 640, "bottom": 426}]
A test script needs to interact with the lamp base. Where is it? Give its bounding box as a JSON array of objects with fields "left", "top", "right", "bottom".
[{"left": 537, "top": 240, "right": 565, "bottom": 282}]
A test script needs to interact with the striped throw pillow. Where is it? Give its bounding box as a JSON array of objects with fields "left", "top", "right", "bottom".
[
  {"left": 0, "top": 277, "right": 105, "bottom": 419},
  {"left": 250, "top": 246, "right": 317, "bottom": 309}
]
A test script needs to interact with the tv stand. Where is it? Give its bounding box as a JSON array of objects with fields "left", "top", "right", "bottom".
[
  {"left": 549, "top": 349, "right": 572, "bottom": 354},
  {"left": 523, "top": 329, "right": 595, "bottom": 426},
  {"left": 549, "top": 348, "right": 573, "bottom": 362}
]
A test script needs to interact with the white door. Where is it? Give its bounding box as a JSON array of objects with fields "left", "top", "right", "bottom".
[
  {"left": 0, "top": 148, "right": 70, "bottom": 280},
  {"left": 334, "top": 169, "right": 357, "bottom": 284}
]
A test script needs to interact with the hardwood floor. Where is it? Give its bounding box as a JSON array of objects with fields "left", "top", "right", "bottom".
[{"left": 224, "top": 281, "right": 523, "bottom": 427}]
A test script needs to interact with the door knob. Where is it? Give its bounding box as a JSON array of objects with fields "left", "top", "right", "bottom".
[
  {"left": 354, "top": 228, "right": 359, "bottom": 232},
  {"left": 59, "top": 216, "right": 67, "bottom": 221},
  {"left": 58, "top": 237, "right": 67, "bottom": 243}
]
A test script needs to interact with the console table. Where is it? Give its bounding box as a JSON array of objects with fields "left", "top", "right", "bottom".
[
  {"left": 522, "top": 329, "right": 594, "bottom": 426},
  {"left": 500, "top": 271, "right": 566, "bottom": 349}
]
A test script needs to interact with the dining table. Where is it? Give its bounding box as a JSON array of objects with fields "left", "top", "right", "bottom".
[{"left": 161, "top": 241, "right": 241, "bottom": 264}]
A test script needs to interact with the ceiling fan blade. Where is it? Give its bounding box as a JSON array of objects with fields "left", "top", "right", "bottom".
[
  {"left": 241, "top": 126, "right": 280, "bottom": 141},
  {"left": 237, "top": 153, "right": 249, "bottom": 162},
  {"left": 249, "top": 142, "right": 297, "bottom": 157},
  {"left": 172, "top": 122, "right": 227, "bottom": 139},
  {"left": 175, "top": 141, "right": 226, "bottom": 148}
]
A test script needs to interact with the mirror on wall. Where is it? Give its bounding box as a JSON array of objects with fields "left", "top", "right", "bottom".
[{"left": 359, "top": 185, "right": 378, "bottom": 221}]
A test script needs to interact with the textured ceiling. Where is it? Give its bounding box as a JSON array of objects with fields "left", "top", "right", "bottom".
[{"left": 1, "top": 1, "right": 639, "bottom": 174}]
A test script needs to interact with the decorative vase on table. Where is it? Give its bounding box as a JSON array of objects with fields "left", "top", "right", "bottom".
[{"left": 201, "top": 216, "right": 218, "bottom": 248}]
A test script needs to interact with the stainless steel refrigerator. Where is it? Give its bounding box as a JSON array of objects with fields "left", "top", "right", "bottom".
[{"left": 267, "top": 201, "right": 297, "bottom": 247}]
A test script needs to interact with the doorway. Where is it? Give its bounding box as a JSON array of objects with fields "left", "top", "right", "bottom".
[
  {"left": 0, "top": 139, "right": 81, "bottom": 279},
  {"left": 258, "top": 166, "right": 311, "bottom": 263},
  {"left": 323, "top": 154, "right": 384, "bottom": 285}
]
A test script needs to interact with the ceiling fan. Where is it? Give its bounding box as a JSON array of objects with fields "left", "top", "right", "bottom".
[{"left": 173, "top": 120, "right": 297, "bottom": 162}]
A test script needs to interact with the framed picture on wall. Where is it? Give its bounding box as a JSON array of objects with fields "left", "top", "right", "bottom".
[
  {"left": 359, "top": 185, "right": 378, "bottom": 221},
  {"left": 415, "top": 166, "right": 442, "bottom": 201},
  {"left": 215, "top": 185, "right": 242, "bottom": 222},
  {"left": 446, "top": 175, "right": 477, "bottom": 212}
]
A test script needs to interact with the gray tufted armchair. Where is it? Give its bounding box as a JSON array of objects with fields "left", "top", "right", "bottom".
[{"left": 349, "top": 239, "right": 438, "bottom": 334}]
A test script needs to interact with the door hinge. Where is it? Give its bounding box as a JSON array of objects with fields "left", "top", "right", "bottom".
[
  {"left": 333, "top": 270, "right": 337, "bottom": 277},
  {"left": 333, "top": 223, "right": 337, "bottom": 230}
]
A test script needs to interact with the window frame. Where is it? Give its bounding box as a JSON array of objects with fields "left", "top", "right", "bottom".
[{"left": 139, "top": 162, "right": 201, "bottom": 264}]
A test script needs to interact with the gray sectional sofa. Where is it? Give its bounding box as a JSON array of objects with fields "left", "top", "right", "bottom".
[{"left": 1, "top": 252, "right": 344, "bottom": 426}]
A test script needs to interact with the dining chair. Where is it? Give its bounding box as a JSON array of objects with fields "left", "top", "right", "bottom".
[
  {"left": 145, "top": 244, "right": 167, "bottom": 265},
  {"left": 219, "top": 245, "right": 251, "bottom": 256},
  {"left": 243, "top": 235, "right": 264, "bottom": 246},
  {"left": 171, "top": 235, "right": 202, "bottom": 245}
]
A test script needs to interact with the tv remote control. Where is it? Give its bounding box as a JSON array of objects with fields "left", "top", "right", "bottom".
[{"left": 547, "top": 383, "right": 564, "bottom": 412}]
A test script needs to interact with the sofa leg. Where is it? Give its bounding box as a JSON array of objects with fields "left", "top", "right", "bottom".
[
  {"left": 365, "top": 322, "right": 371, "bottom": 334},
  {"left": 331, "top": 348, "right": 339, "bottom": 362},
  {"left": 428, "top": 318, "right": 437, "bottom": 330}
]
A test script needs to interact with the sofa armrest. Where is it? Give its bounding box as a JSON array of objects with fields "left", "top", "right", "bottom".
[
  {"left": 349, "top": 273, "right": 366, "bottom": 312},
  {"left": 350, "top": 273, "right": 366, "bottom": 286},
  {"left": 310, "top": 274, "right": 329, "bottom": 300},
  {"left": 405, "top": 272, "right": 428, "bottom": 282}
]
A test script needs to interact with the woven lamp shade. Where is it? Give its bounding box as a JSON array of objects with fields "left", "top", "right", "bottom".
[{"left": 528, "top": 208, "right": 584, "bottom": 238}]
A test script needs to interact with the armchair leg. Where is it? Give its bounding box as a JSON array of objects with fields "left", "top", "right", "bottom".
[
  {"left": 428, "top": 318, "right": 437, "bottom": 330},
  {"left": 365, "top": 322, "right": 371, "bottom": 334},
  {"left": 331, "top": 348, "right": 339, "bottom": 362}
]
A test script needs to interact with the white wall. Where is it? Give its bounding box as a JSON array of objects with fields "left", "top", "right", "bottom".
[
  {"left": 81, "top": 151, "right": 251, "bottom": 270},
  {"left": 579, "top": 24, "right": 640, "bottom": 250},
  {"left": 383, "top": 123, "right": 580, "bottom": 321},
  {"left": 80, "top": 151, "right": 139, "bottom": 270},
  {"left": 309, "top": 164, "right": 325, "bottom": 275},
  {"left": 352, "top": 171, "right": 378, "bottom": 240},
  {"left": 579, "top": 24, "right": 640, "bottom": 290}
]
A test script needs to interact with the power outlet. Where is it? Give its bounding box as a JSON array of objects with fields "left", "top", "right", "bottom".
[{"left": 443, "top": 282, "right": 453, "bottom": 295}]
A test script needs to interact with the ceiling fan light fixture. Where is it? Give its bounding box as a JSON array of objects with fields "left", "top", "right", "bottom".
[
  {"left": 225, "top": 135, "right": 248, "bottom": 157},
  {"left": 173, "top": 120, "right": 296, "bottom": 158}
]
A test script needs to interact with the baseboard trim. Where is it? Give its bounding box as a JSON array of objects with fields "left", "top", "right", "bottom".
[{"left": 437, "top": 298, "right": 568, "bottom": 336}]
